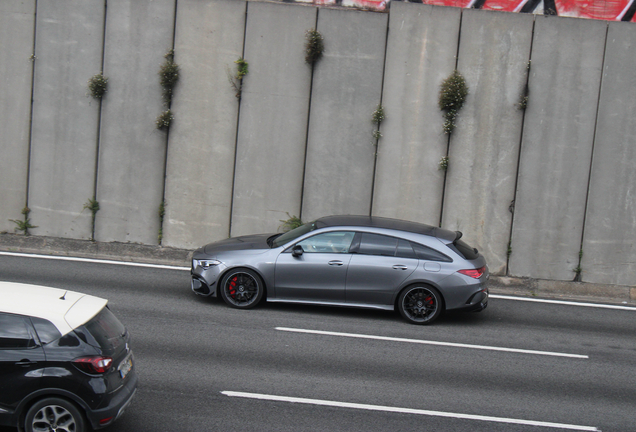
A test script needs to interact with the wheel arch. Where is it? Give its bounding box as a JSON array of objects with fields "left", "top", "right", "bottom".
[{"left": 16, "top": 390, "right": 88, "bottom": 431}]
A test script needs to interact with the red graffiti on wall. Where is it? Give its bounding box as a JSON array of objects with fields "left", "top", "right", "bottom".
[{"left": 303, "top": 0, "right": 636, "bottom": 21}]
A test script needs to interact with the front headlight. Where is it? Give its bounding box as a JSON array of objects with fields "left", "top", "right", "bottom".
[{"left": 194, "top": 259, "right": 222, "bottom": 269}]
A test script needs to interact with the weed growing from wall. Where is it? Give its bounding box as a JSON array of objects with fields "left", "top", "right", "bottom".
[
  {"left": 156, "top": 50, "right": 179, "bottom": 130},
  {"left": 9, "top": 207, "right": 37, "bottom": 235},
  {"left": 83, "top": 198, "right": 100, "bottom": 241},
  {"left": 279, "top": 212, "right": 303, "bottom": 232},
  {"left": 518, "top": 84, "right": 529, "bottom": 110},
  {"left": 305, "top": 29, "right": 324, "bottom": 64},
  {"left": 438, "top": 156, "right": 449, "bottom": 171},
  {"left": 158, "top": 201, "right": 166, "bottom": 244},
  {"left": 228, "top": 57, "right": 249, "bottom": 99},
  {"left": 87, "top": 73, "right": 108, "bottom": 98},
  {"left": 371, "top": 104, "right": 385, "bottom": 142},
  {"left": 439, "top": 70, "right": 468, "bottom": 134},
  {"left": 156, "top": 110, "right": 174, "bottom": 130}
]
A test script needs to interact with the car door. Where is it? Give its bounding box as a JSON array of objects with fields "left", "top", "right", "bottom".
[
  {"left": 345, "top": 233, "right": 418, "bottom": 306},
  {"left": 274, "top": 231, "right": 355, "bottom": 302},
  {"left": 0, "top": 313, "right": 46, "bottom": 412}
]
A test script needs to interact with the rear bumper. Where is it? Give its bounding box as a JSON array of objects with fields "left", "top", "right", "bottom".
[{"left": 87, "top": 371, "right": 138, "bottom": 429}]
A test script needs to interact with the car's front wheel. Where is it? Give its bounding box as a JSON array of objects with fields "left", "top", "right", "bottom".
[
  {"left": 397, "top": 285, "right": 443, "bottom": 324},
  {"left": 25, "top": 397, "right": 86, "bottom": 432},
  {"left": 220, "top": 269, "right": 264, "bottom": 309}
]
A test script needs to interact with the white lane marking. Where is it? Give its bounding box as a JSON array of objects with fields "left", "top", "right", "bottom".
[
  {"left": 222, "top": 391, "right": 600, "bottom": 431},
  {"left": 276, "top": 327, "right": 588, "bottom": 359},
  {"left": 490, "top": 294, "right": 636, "bottom": 311},
  {"left": 0, "top": 251, "right": 190, "bottom": 271}
]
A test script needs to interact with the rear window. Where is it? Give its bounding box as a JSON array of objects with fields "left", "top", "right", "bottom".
[
  {"left": 75, "top": 307, "right": 126, "bottom": 352},
  {"left": 411, "top": 242, "right": 452, "bottom": 262},
  {"left": 448, "top": 239, "right": 479, "bottom": 260}
]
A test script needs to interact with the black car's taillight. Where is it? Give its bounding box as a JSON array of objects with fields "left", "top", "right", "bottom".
[{"left": 73, "top": 356, "right": 113, "bottom": 374}]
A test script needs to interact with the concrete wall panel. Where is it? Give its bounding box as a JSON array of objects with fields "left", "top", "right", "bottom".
[
  {"left": 509, "top": 16, "right": 606, "bottom": 280},
  {"left": 372, "top": 3, "right": 461, "bottom": 226},
  {"left": 442, "top": 10, "right": 534, "bottom": 275},
  {"left": 28, "top": 1, "right": 104, "bottom": 239},
  {"left": 95, "top": 0, "right": 176, "bottom": 244},
  {"left": 582, "top": 22, "right": 636, "bottom": 286},
  {"left": 301, "top": 8, "right": 388, "bottom": 221},
  {"left": 231, "top": 2, "right": 316, "bottom": 237},
  {"left": 163, "top": 0, "right": 246, "bottom": 249},
  {"left": 0, "top": 1, "right": 35, "bottom": 232}
]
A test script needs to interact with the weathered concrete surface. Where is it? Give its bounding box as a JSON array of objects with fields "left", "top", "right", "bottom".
[
  {"left": 0, "top": 1, "right": 35, "bottom": 233},
  {"left": 582, "top": 22, "right": 636, "bottom": 286},
  {"left": 509, "top": 15, "right": 606, "bottom": 281},
  {"left": 95, "top": 0, "right": 176, "bottom": 245},
  {"left": 163, "top": 0, "right": 246, "bottom": 249},
  {"left": 231, "top": 2, "right": 316, "bottom": 237},
  {"left": 301, "top": 8, "right": 388, "bottom": 221},
  {"left": 442, "top": 10, "right": 534, "bottom": 275},
  {"left": 28, "top": 1, "right": 104, "bottom": 239},
  {"left": 372, "top": 3, "right": 461, "bottom": 226}
]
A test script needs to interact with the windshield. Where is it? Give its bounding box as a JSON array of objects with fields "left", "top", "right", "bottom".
[{"left": 271, "top": 221, "right": 318, "bottom": 248}]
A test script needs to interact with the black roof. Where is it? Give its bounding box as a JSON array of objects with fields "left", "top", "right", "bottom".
[{"left": 315, "top": 215, "right": 457, "bottom": 241}]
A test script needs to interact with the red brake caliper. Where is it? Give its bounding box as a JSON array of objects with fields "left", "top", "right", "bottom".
[{"left": 229, "top": 276, "right": 237, "bottom": 298}]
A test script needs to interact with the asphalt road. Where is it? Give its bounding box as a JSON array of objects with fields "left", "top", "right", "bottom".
[{"left": 1, "top": 253, "right": 635, "bottom": 432}]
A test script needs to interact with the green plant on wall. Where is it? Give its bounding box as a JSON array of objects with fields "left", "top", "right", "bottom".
[
  {"left": 158, "top": 200, "right": 166, "bottom": 244},
  {"left": 371, "top": 104, "right": 385, "bottom": 142},
  {"left": 305, "top": 29, "right": 324, "bottom": 64},
  {"left": 279, "top": 212, "right": 303, "bottom": 232},
  {"left": 439, "top": 70, "right": 468, "bottom": 134},
  {"left": 156, "top": 49, "right": 179, "bottom": 130},
  {"left": 518, "top": 84, "right": 529, "bottom": 110},
  {"left": 156, "top": 110, "right": 174, "bottom": 130},
  {"left": 438, "top": 156, "right": 449, "bottom": 171},
  {"left": 83, "top": 198, "right": 100, "bottom": 241},
  {"left": 228, "top": 57, "right": 249, "bottom": 99},
  {"left": 9, "top": 207, "right": 37, "bottom": 235},
  {"left": 87, "top": 73, "right": 108, "bottom": 98}
]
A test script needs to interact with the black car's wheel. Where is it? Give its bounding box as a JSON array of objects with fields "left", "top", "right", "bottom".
[
  {"left": 398, "top": 285, "right": 443, "bottom": 324},
  {"left": 220, "top": 269, "right": 264, "bottom": 309},
  {"left": 25, "top": 397, "right": 85, "bottom": 432}
]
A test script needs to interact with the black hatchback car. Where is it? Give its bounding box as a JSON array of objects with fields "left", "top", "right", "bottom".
[{"left": 0, "top": 282, "right": 137, "bottom": 432}]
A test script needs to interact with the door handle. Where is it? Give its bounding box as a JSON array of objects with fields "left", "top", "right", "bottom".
[
  {"left": 16, "top": 360, "right": 37, "bottom": 367},
  {"left": 328, "top": 260, "right": 344, "bottom": 266},
  {"left": 393, "top": 265, "right": 408, "bottom": 270}
]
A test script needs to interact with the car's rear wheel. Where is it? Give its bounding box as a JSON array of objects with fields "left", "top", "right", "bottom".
[
  {"left": 397, "top": 285, "right": 443, "bottom": 324},
  {"left": 220, "top": 269, "right": 264, "bottom": 309},
  {"left": 25, "top": 397, "right": 85, "bottom": 432}
]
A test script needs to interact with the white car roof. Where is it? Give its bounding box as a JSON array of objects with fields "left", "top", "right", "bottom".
[{"left": 0, "top": 282, "right": 108, "bottom": 336}]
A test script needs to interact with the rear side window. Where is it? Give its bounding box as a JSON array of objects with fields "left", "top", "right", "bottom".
[
  {"left": 448, "top": 239, "right": 479, "bottom": 260},
  {"left": 31, "top": 317, "right": 62, "bottom": 345},
  {"left": 411, "top": 242, "right": 452, "bottom": 262},
  {"left": 77, "top": 307, "right": 126, "bottom": 352},
  {"left": 0, "top": 313, "right": 37, "bottom": 349},
  {"left": 358, "top": 233, "right": 398, "bottom": 256}
]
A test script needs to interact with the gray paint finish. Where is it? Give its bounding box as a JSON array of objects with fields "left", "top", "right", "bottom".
[
  {"left": 163, "top": 0, "right": 246, "bottom": 249},
  {"left": 28, "top": 0, "right": 104, "bottom": 239},
  {"left": 509, "top": 16, "right": 606, "bottom": 280},
  {"left": 231, "top": 2, "right": 316, "bottom": 237},
  {"left": 95, "top": 0, "right": 176, "bottom": 244},
  {"left": 0, "top": 1, "right": 35, "bottom": 232},
  {"left": 301, "top": 8, "right": 388, "bottom": 222},
  {"left": 372, "top": 3, "right": 461, "bottom": 226},
  {"left": 582, "top": 22, "right": 636, "bottom": 286},
  {"left": 442, "top": 10, "right": 534, "bottom": 275}
]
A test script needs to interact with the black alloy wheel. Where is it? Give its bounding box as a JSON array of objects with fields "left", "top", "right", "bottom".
[
  {"left": 25, "top": 397, "right": 85, "bottom": 432},
  {"left": 220, "top": 269, "right": 264, "bottom": 309},
  {"left": 398, "top": 285, "right": 443, "bottom": 324}
]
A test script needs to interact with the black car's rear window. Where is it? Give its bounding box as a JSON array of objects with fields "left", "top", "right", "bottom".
[
  {"left": 448, "top": 239, "right": 479, "bottom": 260},
  {"left": 77, "top": 307, "right": 126, "bottom": 352}
]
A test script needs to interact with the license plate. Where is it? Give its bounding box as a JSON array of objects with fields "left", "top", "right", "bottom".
[{"left": 118, "top": 352, "right": 133, "bottom": 379}]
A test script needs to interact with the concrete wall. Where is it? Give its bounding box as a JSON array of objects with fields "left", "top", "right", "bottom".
[
  {"left": 372, "top": 3, "right": 461, "bottom": 226},
  {"left": 0, "top": 1, "right": 35, "bottom": 233},
  {"left": 231, "top": 2, "right": 316, "bottom": 237},
  {"left": 94, "top": 0, "right": 176, "bottom": 244},
  {"left": 509, "top": 16, "right": 607, "bottom": 281},
  {"left": 163, "top": 0, "right": 246, "bottom": 249},
  {"left": 28, "top": 1, "right": 105, "bottom": 239},
  {"left": 4, "top": 0, "right": 636, "bottom": 289},
  {"left": 442, "top": 10, "right": 534, "bottom": 275}
]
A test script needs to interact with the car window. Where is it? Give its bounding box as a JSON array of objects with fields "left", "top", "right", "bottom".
[
  {"left": 411, "top": 242, "right": 453, "bottom": 262},
  {"left": 358, "top": 233, "right": 398, "bottom": 257},
  {"left": 296, "top": 231, "right": 355, "bottom": 253},
  {"left": 0, "top": 313, "right": 37, "bottom": 349},
  {"left": 396, "top": 239, "right": 417, "bottom": 259},
  {"left": 271, "top": 221, "right": 318, "bottom": 248},
  {"left": 76, "top": 307, "right": 126, "bottom": 352},
  {"left": 448, "top": 239, "right": 479, "bottom": 260},
  {"left": 31, "top": 317, "right": 62, "bottom": 345}
]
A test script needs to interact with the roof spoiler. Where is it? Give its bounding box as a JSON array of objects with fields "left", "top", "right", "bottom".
[{"left": 454, "top": 231, "right": 463, "bottom": 242}]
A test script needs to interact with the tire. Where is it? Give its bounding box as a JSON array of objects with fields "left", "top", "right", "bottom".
[
  {"left": 219, "top": 268, "right": 264, "bottom": 309},
  {"left": 25, "top": 397, "right": 86, "bottom": 432},
  {"left": 397, "top": 285, "right": 443, "bottom": 325}
]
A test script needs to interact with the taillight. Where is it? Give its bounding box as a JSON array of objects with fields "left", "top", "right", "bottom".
[
  {"left": 458, "top": 266, "right": 486, "bottom": 279},
  {"left": 73, "top": 356, "right": 113, "bottom": 374}
]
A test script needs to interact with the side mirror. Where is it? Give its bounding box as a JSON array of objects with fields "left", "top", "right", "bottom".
[{"left": 292, "top": 245, "right": 304, "bottom": 257}]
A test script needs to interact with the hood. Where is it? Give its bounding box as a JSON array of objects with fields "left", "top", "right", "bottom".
[{"left": 203, "top": 233, "right": 274, "bottom": 255}]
